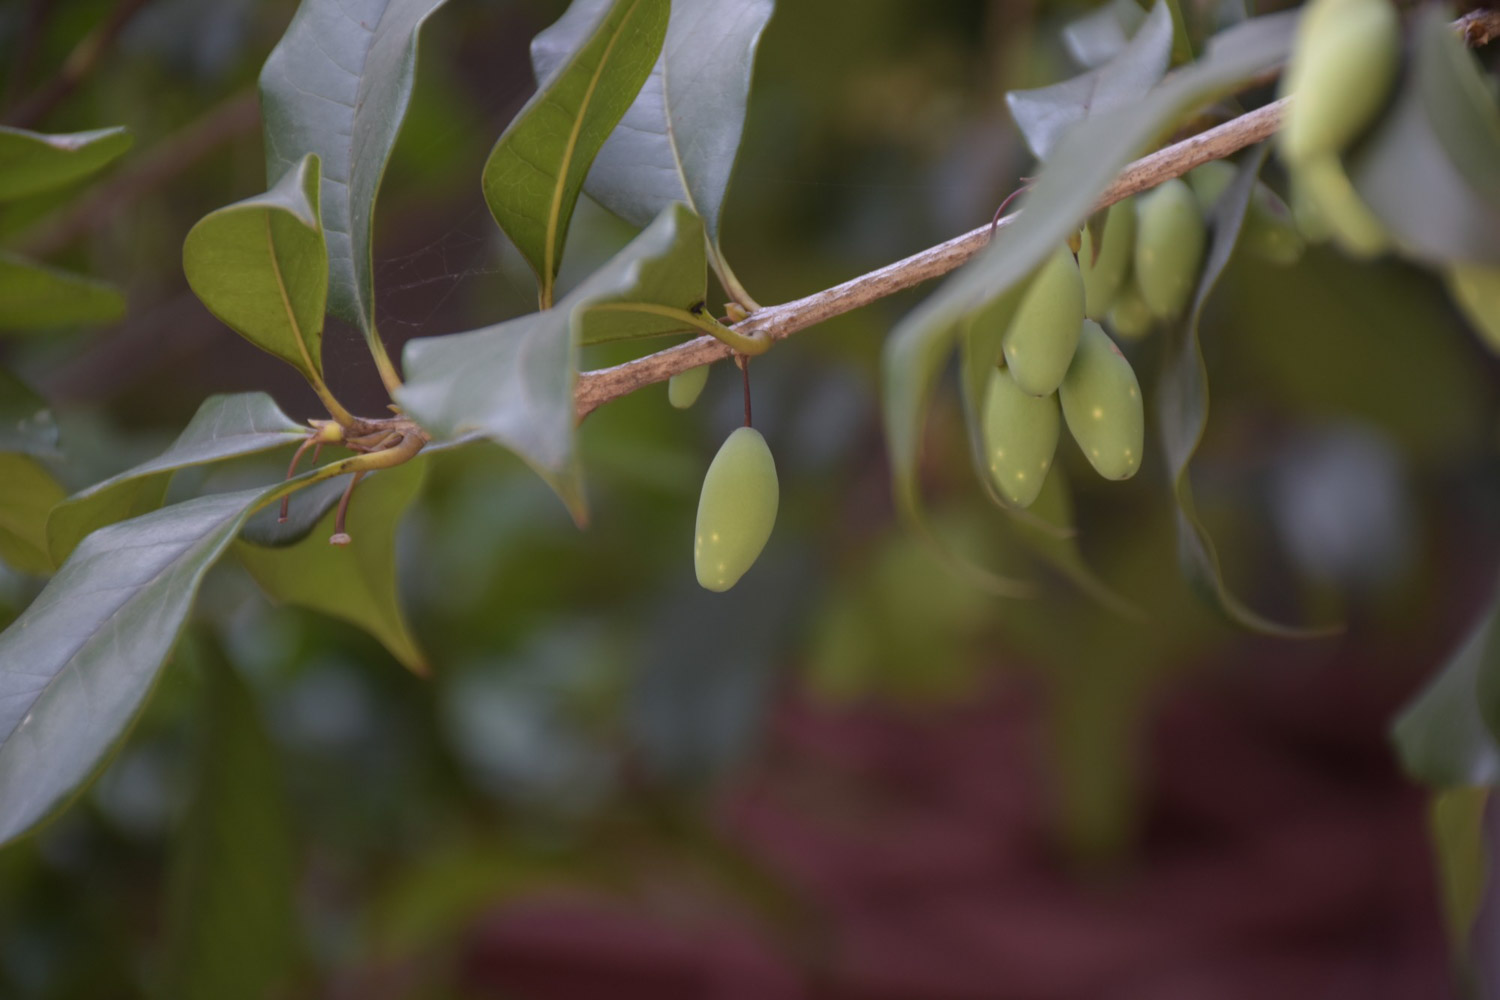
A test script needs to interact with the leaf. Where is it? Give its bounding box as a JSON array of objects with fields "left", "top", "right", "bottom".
[
  {"left": 482, "top": 0, "right": 670, "bottom": 307},
  {"left": 182, "top": 154, "right": 329, "bottom": 382},
  {"left": 259, "top": 0, "right": 450, "bottom": 348},
  {"left": 1349, "top": 10, "right": 1500, "bottom": 266},
  {"left": 236, "top": 459, "right": 427, "bottom": 675},
  {"left": 397, "top": 202, "right": 707, "bottom": 521},
  {"left": 1007, "top": 0, "right": 1174, "bottom": 161},
  {"left": 239, "top": 476, "right": 348, "bottom": 547},
  {"left": 48, "top": 392, "right": 306, "bottom": 567},
  {"left": 0, "top": 125, "right": 132, "bottom": 202},
  {"left": 0, "top": 250, "right": 125, "bottom": 331},
  {"left": 1392, "top": 590, "right": 1500, "bottom": 788},
  {"left": 1062, "top": 0, "right": 1148, "bottom": 69},
  {"left": 0, "top": 367, "right": 59, "bottom": 458},
  {"left": 0, "top": 454, "right": 65, "bottom": 576},
  {"left": 1160, "top": 146, "right": 1336, "bottom": 635},
  {"left": 532, "top": 0, "right": 774, "bottom": 289},
  {"left": 1429, "top": 787, "right": 1489, "bottom": 951},
  {"left": 160, "top": 640, "right": 297, "bottom": 1000},
  {"left": 0, "top": 486, "right": 280, "bottom": 845}
]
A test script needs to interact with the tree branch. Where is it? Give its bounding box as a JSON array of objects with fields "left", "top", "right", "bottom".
[
  {"left": 574, "top": 6, "right": 1500, "bottom": 420},
  {"left": 3, "top": 0, "right": 154, "bottom": 129}
]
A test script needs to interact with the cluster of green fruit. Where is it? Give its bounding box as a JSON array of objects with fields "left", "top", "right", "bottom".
[{"left": 1276, "top": 0, "right": 1499, "bottom": 347}]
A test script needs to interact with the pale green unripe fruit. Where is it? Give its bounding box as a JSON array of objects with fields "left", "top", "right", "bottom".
[
  {"left": 668, "top": 365, "right": 709, "bottom": 409},
  {"left": 1134, "top": 179, "right": 1205, "bottom": 320},
  {"left": 1080, "top": 199, "right": 1136, "bottom": 320},
  {"left": 1295, "top": 156, "right": 1387, "bottom": 258},
  {"left": 981, "top": 367, "right": 1060, "bottom": 508},
  {"left": 1061, "top": 320, "right": 1144, "bottom": 481},
  {"left": 694, "top": 427, "right": 778, "bottom": 592},
  {"left": 1278, "top": 0, "right": 1400, "bottom": 165},
  {"left": 1187, "top": 161, "right": 1236, "bottom": 213},
  {"left": 1447, "top": 263, "right": 1500, "bottom": 355},
  {"left": 1003, "top": 245, "right": 1085, "bottom": 396},
  {"left": 1243, "top": 186, "right": 1304, "bottom": 265},
  {"left": 1107, "top": 283, "right": 1153, "bottom": 340}
]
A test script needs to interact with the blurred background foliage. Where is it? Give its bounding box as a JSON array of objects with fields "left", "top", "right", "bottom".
[{"left": 0, "top": 0, "right": 1497, "bottom": 996}]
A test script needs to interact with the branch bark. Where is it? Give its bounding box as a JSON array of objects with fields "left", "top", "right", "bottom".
[{"left": 574, "top": 6, "right": 1500, "bottom": 420}]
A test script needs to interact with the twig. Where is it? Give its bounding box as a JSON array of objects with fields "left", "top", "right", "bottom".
[
  {"left": 574, "top": 7, "right": 1500, "bottom": 420},
  {"left": 18, "top": 89, "right": 261, "bottom": 258},
  {"left": 4, "top": 0, "right": 154, "bottom": 129}
]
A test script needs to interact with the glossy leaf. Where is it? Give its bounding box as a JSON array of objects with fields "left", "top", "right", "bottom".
[
  {"left": 1007, "top": 0, "right": 1174, "bottom": 161},
  {"left": 0, "top": 251, "right": 125, "bottom": 331},
  {"left": 577, "top": 205, "right": 707, "bottom": 345},
  {"left": 0, "top": 367, "right": 58, "bottom": 457},
  {"left": 182, "top": 154, "right": 328, "bottom": 381},
  {"left": 483, "top": 0, "right": 669, "bottom": 306},
  {"left": 1062, "top": 0, "right": 1148, "bottom": 69},
  {"left": 237, "top": 460, "right": 427, "bottom": 675},
  {"left": 397, "top": 203, "right": 706, "bottom": 520},
  {"left": 1159, "top": 147, "right": 1334, "bottom": 635},
  {"left": 48, "top": 393, "right": 305, "bottom": 566},
  {"left": 0, "top": 454, "right": 65, "bottom": 576},
  {"left": 1393, "top": 590, "right": 1500, "bottom": 788},
  {"left": 160, "top": 642, "right": 296, "bottom": 1000},
  {"left": 0, "top": 125, "right": 131, "bottom": 201},
  {"left": 533, "top": 0, "right": 774, "bottom": 290},
  {"left": 1350, "top": 10, "right": 1500, "bottom": 266},
  {"left": 0, "top": 486, "right": 280, "bottom": 845},
  {"left": 259, "top": 0, "right": 450, "bottom": 340}
]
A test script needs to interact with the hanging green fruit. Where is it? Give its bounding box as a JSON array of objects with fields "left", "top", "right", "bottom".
[
  {"left": 1003, "top": 244, "right": 1085, "bottom": 396},
  {"left": 694, "top": 426, "right": 779, "bottom": 592},
  {"left": 1060, "top": 320, "right": 1144, "bottom": 481},
  {"left": 981, "top": 367, "right": 1061, "bottom": 508}
]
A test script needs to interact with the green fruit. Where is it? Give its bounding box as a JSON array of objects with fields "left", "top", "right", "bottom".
[
  {"left": 1243, "top": 185, "right": 1305, "bottom": 265},
  {"left": 668, "top": 365, "right": 709, "bottom": 409},
  {"left": 1080, "top": 199, "right": 1137, "bottom": 320},
  {"left": 1187, "top": 160, "right": 1236, "bottom": 213},
  {"left": 1447, "top": 263, "right": 1500, "bottom": 355},
  {"left": 1295, "top": 155, "right": 1387, "bottom": 258},
  {"left": 1060, "top": 320, "right": 1144, "bottom": 481},
  {"left": 1278, "top": 0, "right": 1400, "bottom": 165},
  {"left": 981, "top": 367, "right": 1060, "bottom": 508},
  {"left": 1134, "top": 179, "right": 1205, "bottom": 320},
  {"left": 1003, "top": 245, "right": 1085, "bottom": 396},
  {"left": 1107, "top": 282, "right": 1154, "bottom": 340},
  {"left": 694, "top": 426, "right": 779, "bottom": 592}
]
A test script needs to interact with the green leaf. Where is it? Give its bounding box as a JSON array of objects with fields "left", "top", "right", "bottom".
[
  {"left": 160, "top": 640, "right": 297, "bottom": 1000},
  {"left": 236, "top": 459, "right": 427, "bottom": 675},
  {"left": 0, "top": 250, "right": 125, "bottom": 331},
  {"left": 0, "top": 367, "right": 58, "bottom": 458},
  {"left": 1062, "top": 0, "right": 1149, "bottom": 69},
  {"left": 1428, "top": 787, "right": 1489, "bottom": 952},
  {"left": 0, "top": 454, "right": 65, "bottom": 576},
  {"left": 0, "top": 487, "right": 279, "bottom": 845},
  {"left": 48, "top": 392, "right": 305, "bottom": 567},
  {"left": 259, "top": 0, "right": 450, "bottom": 348},
  {"left": 1349, "top": 10, "right": 1500, "bottom": 266},
  {"left": 397, "top": 203, "right": 706, "bottom": 521},
  {"left": 483, "top": 0, "right": 669, "bottom": 307},
  {"left": 532, "top": 0, "right": 774, "bottom": 289},
  {"left": 0, "top": 125, "right": 131, "bottom": 202},
  {"left": 1160, "top": 147, "right": 1335, "bottom": 635},
  {"left": 1007, "top": 0, "right": 1174, "bottom": 161},
  {"left": 183, "top": 154, "right": 327, "bottom": 382}
]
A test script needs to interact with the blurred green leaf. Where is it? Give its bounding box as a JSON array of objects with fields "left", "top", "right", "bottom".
[
  {"left": 259, "top": 0, "right": 450, "bottom": 349},
  {"left": 0, "top": 125, "right": 131, "bottom": 202},
  {"left": 482, "top": 0, "right": 668, "bottom": 307},
  {"left": 1392, "top": 593, "right": 1500, "bottom": 788},
  {"left": 1160, "top": 147, "right": 1334, "bottom": 635},
  {"left": 1062, "top": 0, "right": 1148, "bottom": 69},
  {"left": 160, "top": 642, "right": 296, "bottom": 1000},
  {"left": 48, "top": 392, "right": 305, "bottom": 566},
  {"left": 533, "top": 0, "right": 774, "bottom": 297},
  {"left": 0, "top": 454, "right": 65, "bottom": 576},
  {"left": 0, "top": 486, "right": 280, "bottom": 846},
  {"left": 236, "top": 459, "right": 427, "bottom": 675},
  {"left": 1007, "top": 0, "right": 1173, "bottom": 161},
  {"left": 1429, "top": 787, "right": 1489, "bottom": 951},
  {"left": 1351, "top": 11, "right": 1500, "bottom": 267},
  {"left": 0, "top": 250, "right": 124, "bottom": 331},
  {"left": 182, "top": 154, "right": 328, "bottom": 382},
  {"left": 398, "top": 203, "right": 706, "bottom": 521},
  {"left": 0, "top": 367, "right": 58, "bottom": 457}
]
